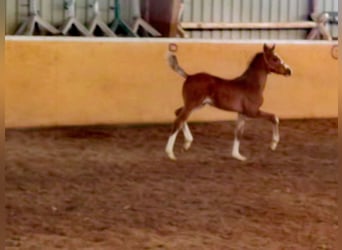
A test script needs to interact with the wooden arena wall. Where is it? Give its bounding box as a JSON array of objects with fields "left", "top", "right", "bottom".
[{"left": 5, "top": 37, "right": 338, "bottom": 128}]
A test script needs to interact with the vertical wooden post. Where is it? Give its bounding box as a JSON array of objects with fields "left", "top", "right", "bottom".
[
  {"left": 141, "top": 0, "right": 180, "bottom": 37},
  {"left": 169, "top": 0, "right": 181, "bottom": 37},
  {"left": 311, "top": 0, "right": 318, "bottom": 13}
]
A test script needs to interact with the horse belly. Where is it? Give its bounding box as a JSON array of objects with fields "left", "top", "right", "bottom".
[
  {"left": 202, "top": 97, "right": 214, "bottom": 105},
  {"left": 213, "top": 90, "right": 244, "bottom": 112},
  {"left": 182, "top": 79, "right": 213, "bottom": 105}
]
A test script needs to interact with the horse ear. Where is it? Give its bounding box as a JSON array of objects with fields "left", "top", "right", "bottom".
[
  {"left": 263, "top": 43, "right": 271, "bottom": 52},
  {"left": 263, "top": 43, "right": 276, "bottom": 52}
]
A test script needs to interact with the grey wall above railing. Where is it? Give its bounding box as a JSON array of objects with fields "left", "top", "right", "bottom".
[
  {"left": 5, "top": 0, "right": 338, "bottom": 39},
  {"left": 182, "top": 0, "right": 338, "bottom": 39},
  {"left": 6, "top": 0, "right": 136, "bottom": 35}
]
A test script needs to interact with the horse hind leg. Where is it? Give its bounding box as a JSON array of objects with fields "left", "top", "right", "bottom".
[
  {"left": 174, "top": 107, "right": 182, "bottom": 116},
  {"left": 166, "top": 108, "right": 192, "bottom": 160},
  {"left": 165, "top": 129, "right": 179, "bottom": 160},
  {"left": 174, "top": 107, "right": 194, "bottom": 151},
  {"left": 182, "top": 122, "right": 193, "bottom": 150},
  {"left": 232, "top": 114, "right": 247, "bottom": 161}
]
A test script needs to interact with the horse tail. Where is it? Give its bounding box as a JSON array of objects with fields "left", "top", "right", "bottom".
[{"left": 167, "top": 43, "right": 188, "bottom": 79}]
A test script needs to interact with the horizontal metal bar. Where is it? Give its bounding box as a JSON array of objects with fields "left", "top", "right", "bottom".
[{"left": 181, "top": 21, "right": 318, "bottom": 30}]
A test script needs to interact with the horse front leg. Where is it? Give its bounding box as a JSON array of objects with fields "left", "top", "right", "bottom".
[
  {"left": 232, "top": 113, "right": 247, "bottom": 161},
  {"left": 257, "top": 110, "right": 280, "bottom": 150}
]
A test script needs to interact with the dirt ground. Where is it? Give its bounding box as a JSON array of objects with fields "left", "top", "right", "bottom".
[{"left": 5, "top": 118, "right": 337, "bottom": 250}]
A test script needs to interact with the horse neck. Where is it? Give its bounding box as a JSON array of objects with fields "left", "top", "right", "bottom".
[{"left": 241, "top": 53, "right": 269, "bottom": 92}]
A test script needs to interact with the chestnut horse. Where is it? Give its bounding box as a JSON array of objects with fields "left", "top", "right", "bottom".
[{"left": 165, "top": 43, "right": 292, "bottom": 161}]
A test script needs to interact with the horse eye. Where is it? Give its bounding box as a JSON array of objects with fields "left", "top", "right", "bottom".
[{"left": 273, "top": 57, "right": 280, "bottom": 63}]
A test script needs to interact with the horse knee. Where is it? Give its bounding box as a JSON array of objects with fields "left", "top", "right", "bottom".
[
  {"left": 172, "top": 110, "right": 191, "bottom": 132},
  {"left": 234, "top": 118, "right": 245, "bottom": 140},
  {"left": 269, "top": 115, "right": 279, "bottom": 125},
  {"left": 175, "top": 107, "right": 183, "bottom": 116},
  {"left": 236, "top": 128, "right": 244, "bottom": 139},
  {"left": 273, "top": 116, "right": 279, "bottom": 124},
  {"left": 235, "top": 126, "right": 245, "bottom": 140},
  {"left": 172, "top": 116, "right": 184, "bottom": 133}
]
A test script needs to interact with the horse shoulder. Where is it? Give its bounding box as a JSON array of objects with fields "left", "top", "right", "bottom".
[{"left": 241, "top": 94, "right": 264, "bottom": 116}]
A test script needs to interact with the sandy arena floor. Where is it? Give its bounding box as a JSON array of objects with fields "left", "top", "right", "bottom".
[{"left": 5, "top": 118, "right": 337, "bottom": 250}]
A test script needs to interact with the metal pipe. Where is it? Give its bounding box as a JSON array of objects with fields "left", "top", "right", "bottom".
[
  {"left": 310, "top": 0, "right": 318, "bottom": 13},
  {"left": 28, "top": 0, "right": 37, "bottom": 15},
  {"left": 64, "top": 0, "right": 76, "bottom": 18},
  {"left": 132, "top": 0, "right": 141, "bottom": 18},
  {"left": 181, "top": 21, "right": 318, "bottom": 30},
  {"left": 114, "top": 0, "right": 120, "bottom": 18}
]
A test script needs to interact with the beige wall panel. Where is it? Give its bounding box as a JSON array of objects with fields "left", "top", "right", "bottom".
[{"left": 5, "top": 38, "right": 338, "bottom": 128}]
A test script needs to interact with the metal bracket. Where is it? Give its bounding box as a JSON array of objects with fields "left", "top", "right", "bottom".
[
  {"left": 108, "top": 0, "right": 137, "bottom": 37},
  {"left": 132, "top": 17, "right": 161, "bottom": 37},
  {"left": 60, "top": 0, "right": 92, "bottom": 36},
  {"left": 88, "top": 0, "right": 116, "bottom": 37},
  {"left": 307, "top": 12, "right": 332, "bottom": 40},
  {"left": 131, "top": 0, "right": 161, "bottom": 37},
  {"left": 15, "top": 0, "right": 60, "bottom": 35},
  {"left": 331, "top": 45, "right": 338, "bottom": 60}
]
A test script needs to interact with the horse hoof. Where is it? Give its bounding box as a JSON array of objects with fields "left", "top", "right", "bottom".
[
  {"left": 232, "top": 153, "right": 247, "bottom": 161},
  {"left": 183, "top": 141, "right": 192, "bottom": 151},
  {"left": 270, "top": 141, "right": 278, "bottom": 151},
  {"left": 166, "top": 151, "right": 177, "bottom": 161},
  {"left": 169, "top": 155, "right": 177, "bottom": 161}
]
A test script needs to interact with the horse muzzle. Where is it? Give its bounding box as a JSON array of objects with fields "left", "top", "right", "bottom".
[{"left": 284, "top": 67, "right": 292, "bottom": 76}]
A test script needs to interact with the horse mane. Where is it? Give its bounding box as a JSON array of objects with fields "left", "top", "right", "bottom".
[
  {"left": 246, "top": 52, "right": 265, "bottom": 70},
  {"left": 238, "top": 52, "right": 266, "bottom": 79}
]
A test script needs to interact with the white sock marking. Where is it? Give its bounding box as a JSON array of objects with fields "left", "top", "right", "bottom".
[
  {"left": 271, "top": 117, "right": 280, "bottom": 150},
  {"left": 232, "top": 138, "right": 246, "bottom": 161},
  {"left": 182, "top": 123, "right": 193, "bottom": 150},
  {"left": 202, "top": 97, "right": 213, "bottom": 105},
  {"left": 165, "top": 130, "right": 179, "bottom": 160},
  {"left": 232, "top": 114, "right": 247, "bottom": 161}
]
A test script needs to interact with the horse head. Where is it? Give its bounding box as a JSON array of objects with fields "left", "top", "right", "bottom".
[{"left": 263, "top": 44, "right": 292, "bottom": 77}]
